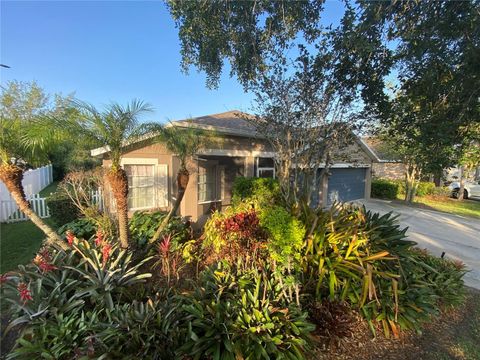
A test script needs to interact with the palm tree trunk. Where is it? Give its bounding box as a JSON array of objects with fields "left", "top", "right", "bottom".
[
  {"left": 151, "top": 169, "right": 189, "bottom": 243},
  {"left": 0, "top": 164, "right": 67, "bottom": 249},
  {"left": 106, "top": 168, "right": 130, "bottom": 249}
]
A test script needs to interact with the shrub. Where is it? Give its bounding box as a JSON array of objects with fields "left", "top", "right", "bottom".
[
  {"left": 259, "top": 205, "right": 306, "bottom": 268},
  {"left": 308, "top": 300, "right": 357, "bottom": 346},
  {"left": 430, "top": 186, "right": 451, "bottom": 197},
  {"left": 45, "top": 192, "right": 81, "bottom": 227},
  {"left": 301, "top": 203, "right": 467, "bottom": 337},
  {"left": 371, "top": 179, "right": 400, "bottom": 199},
  {"left": 57, "top": 217, "right": 97, "bottom": 240},
  {"left": 178, "top": 260, "right": 314, "bottom": 360},
  {"left": 129, "top": 210, "right": 190, "bottom": 248},
  {"left": 232, "top": 177, "right": 281, "bottom": 207},
  {"left": 203, "top": 203, "right": 268, "bottom": 264},
  {"left": 416, "top": 181, "right": 436, "bottom": 197},
  {"left": 2, "top": 238, "right": 154, "bottom": 358},
  {"left": 203, "top": 202, "right": 305, "bottom": 271}
]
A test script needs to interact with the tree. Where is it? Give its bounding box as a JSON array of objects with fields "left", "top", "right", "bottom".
[
  {"left": 1, "top": 80, "right": 99, "bottom": 179},
  {"left": 167, "top": 0, "right": 392, "bottom": 114},
  {"left": 151, "top": 124, "right": 208, "bottom": 242},
  {"left": 360, "top": 1, "right": 480, "bottom": 181},
  {"left": 73, "top": 100, "right": 154, "bottom": 249},
  {"left": 247, "top": 49, "right": 357, "bottom": 209},
  {"left": 0, "top": 117, "right": 66, "bottom": 248}
]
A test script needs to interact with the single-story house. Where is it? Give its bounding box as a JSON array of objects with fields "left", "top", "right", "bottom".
[
  {"left": 362, "top": 137, "right": 405, "bottom": 180},
  {"left": 91, "top": 111, "right": 378, "bottom": 226}
]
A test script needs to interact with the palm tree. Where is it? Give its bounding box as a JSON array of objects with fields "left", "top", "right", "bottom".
[
  {"left": 73, "top": 100, "right": 154, "bottom": 249},
  {"left": 0, "top": 117, "right": 66, "bottom": 248},
  {"left": 151, "top": 123, "right": 208, "bottom": 242}
]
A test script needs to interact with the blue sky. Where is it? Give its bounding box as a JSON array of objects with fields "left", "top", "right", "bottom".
[{"left": 1, "top": 1, "right": 345, "bottom": 123}]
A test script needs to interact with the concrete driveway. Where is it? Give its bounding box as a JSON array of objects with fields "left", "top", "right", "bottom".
[{"left": 361, "top": 199, "right": 480, "bottom": 289}]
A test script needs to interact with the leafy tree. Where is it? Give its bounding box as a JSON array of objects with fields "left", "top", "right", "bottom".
[
  {"left": 360, "top": 1, "right": 480, "bottom": 190},
  {"left": 0, "top": 80, "right": 99, "bottom": 179},
  {"left": 167, "top": 0, "right": 391, "bottom": 114},
  {"left": 151, "top": 124, "right": 208, "bottom": 242},
  {"left": 0, "top": 117, "right": 66, "bottom": 248},
  {"left": 73, "top": 100, "right": 154, "bottom": 249}
]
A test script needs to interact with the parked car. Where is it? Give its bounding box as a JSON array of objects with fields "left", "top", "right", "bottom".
[{"left": 449, "top": 180, "right": 480, "bottom": 199}]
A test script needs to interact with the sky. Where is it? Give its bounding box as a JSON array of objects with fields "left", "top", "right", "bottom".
[{"left": 1, "top": 1, "right": 345, "bottom": 123}]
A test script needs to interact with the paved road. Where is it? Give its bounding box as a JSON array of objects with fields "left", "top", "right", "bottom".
[{"left": 361, "top": 199, "right": 480, "bottom": 289}]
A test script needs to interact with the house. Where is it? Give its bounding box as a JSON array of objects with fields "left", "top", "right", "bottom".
[
  {"left": 362, "top": 137, "right": 405, "bottom": 180},
  {"left": 91, "top": 111, "right": 378, "bottom": 226}
]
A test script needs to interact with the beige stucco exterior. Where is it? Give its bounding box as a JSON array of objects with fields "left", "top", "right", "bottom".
[{"left": 99, "top": 134, "right": 373, "bottom": 227}]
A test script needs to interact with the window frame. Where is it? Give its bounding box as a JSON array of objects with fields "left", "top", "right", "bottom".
[
  {"left": 255, "top": 157, "right": 275, "bottom": 179},
  {"left": 120, "top": 158, "right": 169, "bottom": 211},
  {"left": 197, "top": 161, "right": 220, "bottom": 204}
]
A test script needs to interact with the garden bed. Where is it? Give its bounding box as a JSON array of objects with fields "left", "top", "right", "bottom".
[{"left": 313, "top": 287, "right": 480, "bottom": 360}]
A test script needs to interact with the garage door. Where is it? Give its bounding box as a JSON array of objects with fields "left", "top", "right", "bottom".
[{"left": 327, "top": 168, "right": 367, "bottom": 204}]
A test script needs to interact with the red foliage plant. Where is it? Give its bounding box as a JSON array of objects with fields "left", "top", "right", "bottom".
[
  {"left": 209, "top": 209, "right": 267, "bottom": 264},
  {"left": 17, "top": 282, "right": 33, "bottom": 304}
]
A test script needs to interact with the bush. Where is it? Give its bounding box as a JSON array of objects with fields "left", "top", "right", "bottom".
[
  {"left": 203, "top": 202, "right": 305, "bottom": 270},
  {"left": 416, "top": 181, "right": 436, "bottom": 197},
  {"left": 178, "top": 260, "right": 314, "bottom": 360},
  {"left": 2, "top": 238, "right": 157, "bottom": 358},
  {"left": 300, "top": 203, "right": 466, "bottom": 337},
  {"left": 45, "top": 192, "right": 81, "bottom": 227},
  {"left": 371, "top": 179, "right": 400, "bottom": 199},
  {"left": 232, "top": 177, "right": 281, "bottom": 207},
  {"left": 259, "top": 205, "right": 306, "bottom": 267},
  {"left": 129, "top": 210, "right": 190, "bottom": 248},
  {"left": 57, "top": 217, "right": 97, "bottom": 240}
]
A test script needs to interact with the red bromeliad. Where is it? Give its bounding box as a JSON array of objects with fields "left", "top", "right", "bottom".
[
  {"left": 95, "top": 229, "right": 104, "bottom": 247},
  {"left": 159, "top": 234, "right": 171, "bottom": 257},
  {"left": 17, "top": 282, "right": 33, "bottom": 303},
  {"left": 66, "top": 231, "right": 75, "bottom": 246},
  {"left": 102, "top": 243, "right": 112, "bottom": 265},
  {"left": 33, "top": 248, "right": 58, "bottom": 273}
]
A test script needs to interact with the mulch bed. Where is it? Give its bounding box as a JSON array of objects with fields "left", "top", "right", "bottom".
[{"left": 312, "top": 287, "right": 480, "bottom": 360}]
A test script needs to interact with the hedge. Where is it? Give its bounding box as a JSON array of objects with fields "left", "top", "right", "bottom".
[
  {"left": 45, "top": 193, "right": 81, "bottom": 227},
  {"left": 371, "top": 179, "right": 400, "bottom": 200}
]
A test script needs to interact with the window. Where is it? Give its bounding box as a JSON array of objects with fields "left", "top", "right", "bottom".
[
  {"left": 198, "top": 165, "right": 217, "bottom": 202},
  {"left": 256, "top": 157, "right": 275, "bottom": 178},
  {"left": 125, "top": 165, "right": 155, "bottom": 210}
]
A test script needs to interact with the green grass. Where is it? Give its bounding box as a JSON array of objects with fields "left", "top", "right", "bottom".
[
  {"left": 0, "top": 219, "right": 57, "bottom": 273},
  {"left": 414, "top": 196, "right": 480, "bottom": 219},
  {"left": 39, "top": 181, "right": 60, "bottom": 197},
  {"left": 395, "top": 194, "right": 480, "bottom": 219}
]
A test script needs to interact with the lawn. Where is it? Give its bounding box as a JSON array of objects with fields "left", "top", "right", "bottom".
[
  {"left": 39, "top": 180, "right": 59, "bottom": 197},
  {"left": 396, "top": 195, "right": 480, "bottom": 219},
  {"left": 0, "top": 219, "right": 56, "bottom": 273}
]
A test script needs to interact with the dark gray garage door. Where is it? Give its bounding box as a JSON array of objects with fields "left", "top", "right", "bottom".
[{"left": 327, "top": 168, "right": 367, "bottom": 204}]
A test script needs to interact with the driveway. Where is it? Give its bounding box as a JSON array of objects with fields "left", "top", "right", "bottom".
[{"left": 361, "top": 199, "right": 480, "bottom": 289}]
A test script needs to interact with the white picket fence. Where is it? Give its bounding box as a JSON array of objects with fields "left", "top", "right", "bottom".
[
  {"left": 0, "top": 164, "right": 54, "bottom": 222},
  {"left": 0, "top": 189, "right": 103, "bottom": 224},
  {"left": 1, "top": 194, "right": 50, "bottom": 223}
]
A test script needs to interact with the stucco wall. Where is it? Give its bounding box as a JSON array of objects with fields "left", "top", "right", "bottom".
[{"left": 100, "top": 134, "right": 373, "bottom": 226}]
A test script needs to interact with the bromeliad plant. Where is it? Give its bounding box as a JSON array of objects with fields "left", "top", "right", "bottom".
[
  {"left": 178, "top": 259, "right": 315, "bottom": 360},
  {"left": 2, "top": 235, "right": 154, "bottom": 358}
]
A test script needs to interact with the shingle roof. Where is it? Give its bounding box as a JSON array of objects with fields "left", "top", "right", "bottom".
[
  {"left": 172, "top": 110, "right": 259, "bottom": 137},
  {"left": 362, "top": 137, "right": 400, "bottom": 161}
]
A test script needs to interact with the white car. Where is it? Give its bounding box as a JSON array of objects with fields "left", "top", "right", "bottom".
[{"left": 449, "top": 180, "right": 480, "bottom": 199}]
